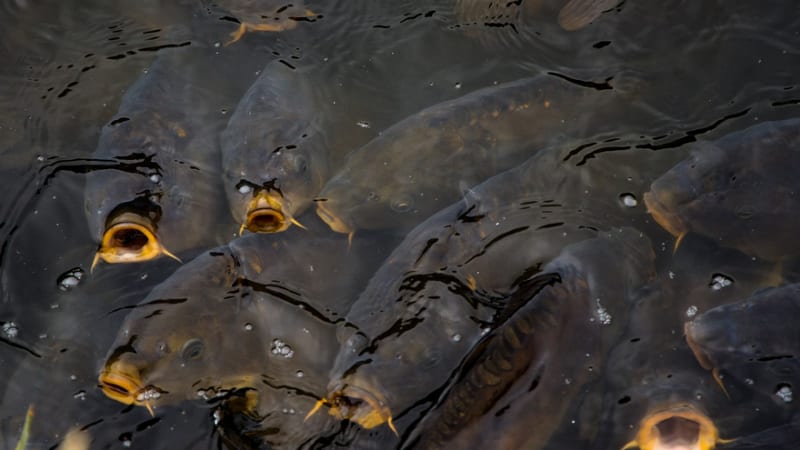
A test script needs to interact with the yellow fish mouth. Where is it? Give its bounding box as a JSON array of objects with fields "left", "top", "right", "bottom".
[
  {"left": 93, "top": 212, "right": 180, "bottom": 269},
  {"left": 243, "top": 193, "right": 305, "bottom": 233},
  {"left": 98, "top": 364, "right": 163, "bottom": 416},
  {"left": 622, "top": 405, "right": 735, "bottom": 450},
  {"left": 315, "top": 201, "right": 353, "bottom": 235},
  {"left": 327, "top": 385, "right": 397, "bottom": 435}
]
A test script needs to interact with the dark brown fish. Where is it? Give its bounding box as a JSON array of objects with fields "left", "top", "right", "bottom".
[
  {"left": 644, "top": 118, "right": 800, "bottom": 261},
  {"left": 84, "top": 45, "right": 251, "bottom": 268},
  {"left": 685, "top": 283, "right": 800, "bottom": 402},
  {"left": 409, "top": 229, "right": 655, "bottom": 450},
  {"left": 316, "top": 71, "right": 656, "bottom": 236},
  {"left": 97, "top": 228, "right": 397, "bottom": 448},
  {"left": 221, "top": 59, "right": 327, "bottom": 234},
  {"left": 317, "top": 144, "right": 652, "bottom": 435}
]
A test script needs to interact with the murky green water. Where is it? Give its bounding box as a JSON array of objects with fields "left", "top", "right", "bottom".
[{"left": 1, "top": 0, "right": 798, "bottom": 449}]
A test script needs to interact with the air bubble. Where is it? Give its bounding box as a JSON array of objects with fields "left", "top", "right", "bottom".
[
  {"left": 271, "top": 339, "right": 294, "bottom": 358},
  {"left": 73, "top": 390, "right": 87, "bottom": 400},
  {"left": 709, "top": 274, "right": 734, "bottom": 291},
  {"left": 149, "top": 173, "right": 161, "bottom": 183},
  {"left": 776, "top": 385, "right": 793, "bottom": 403},
  {"left": 686, "top": 305, "right": 698, "bottom": 318},
  {"left": 619, "top": 193, "right": 638, "bottom": 208},
  {"left": 2, "top": 321, "right": 19, "bottom": 338},
  {"left": 296, "top": 370, "right": 304, "bottom": 378},
  {"left": 244, "top": 323, "right": 253, "bottom": 331},
  {"left": 745, "top": 378, "right": 754, "bottom": 385},
  {"left": 454, "top": 82, "right": 462, "bottom": 89},
  {"left": 356, "top": 120, "right": 370, "bottom": 128},
  {"left": 595, "top": 299, "right": 612, "bottom": 325},
  {"left": 238, "top": 184, "right": 252, "bottom": 194},
  {"left": 57, "top": 267, "right": 85, "bottom": 291},
  {"left": 451, "top": 333, "right": 462, "bottom": 342}
]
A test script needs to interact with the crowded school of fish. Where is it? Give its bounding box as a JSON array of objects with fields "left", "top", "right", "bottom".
[{"left": 3, "top": 0, "right": 800, "bottom": 449}]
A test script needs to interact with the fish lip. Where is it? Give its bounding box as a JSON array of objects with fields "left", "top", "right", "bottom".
[
  {"left": 643, "top": 191, "right": 687, "bottom": 238},
  {"left": 244, "top": 193, "right": 289, "bottom": 233},
  {"left": 630, "top": 405, "right": 726, "bottom": 450},
  {"left": 328, "top": 384, "right": 392, "bottom": 429},
  {"left": 98, "top": 369, "right": 144, "bottom": 405},
  {"left": 98, "top": 369, "right": 167, "bottom": 407},
  {"left": 245, "top": 207, "right": 289, "bottom": 233},
  {"left": 315, "top": 202, "right": 353, "bottom": 235},
  {"left": 684, "top": 322, "right": 714, "bottom": 371}
]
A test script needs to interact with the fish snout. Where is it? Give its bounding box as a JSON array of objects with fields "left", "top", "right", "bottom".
[
  {"left": 315, "top": 201, "right": 353, "bottom": 235},
  {"left": 98, "top": 362, "right": 145, "bottom": 405},
  {"left": 328, "top": 384, "right": 396, "bottom": 433}
]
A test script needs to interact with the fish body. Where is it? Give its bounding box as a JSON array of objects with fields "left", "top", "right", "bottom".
[
  {"left": 321, "top": 144, "right": 652, "bottom": 435},
  {"left": 316, "top": 71, "right": 653, "bottom": 235},
  {"left": 98, "top": 228, "right": 396, "bottom": 448},
  {"left": 644, "top": 118, "right": 800, "bottom": 261},
  {"left": 409, "top": 229, "right": 655, "bottom": 450},
  {"left": 221, "top": 59, "right": 328, "bottom": 234},
  {"left": 84, "top": 45, "right": 251, "bottom": 267}
]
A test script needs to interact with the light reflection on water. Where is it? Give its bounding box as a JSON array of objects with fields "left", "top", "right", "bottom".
[{"left": 0, "top": 0, "right": 798, "bottom": 449}]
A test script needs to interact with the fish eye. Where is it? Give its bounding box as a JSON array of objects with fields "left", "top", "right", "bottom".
[
  {"left": 390, "top": 197, "right": 413, "bottom": 213},
  {"left": 181, "top": 339, "right": 204, "bottom": 361}
]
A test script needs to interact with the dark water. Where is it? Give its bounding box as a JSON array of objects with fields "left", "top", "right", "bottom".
[{"left": 0, "top": 0, "right": 798, "bottom": 449}]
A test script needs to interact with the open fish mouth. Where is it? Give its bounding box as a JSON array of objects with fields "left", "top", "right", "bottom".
[
  {"left": 623, "top": 405, "right": 734, "bottom": 450},
  {"left": 327, "top": 384, "right": 396, "bottom": 434},
  {"left": 245, "top": 207, "right": 289, "bottom": 233},
  {"left": 315, "top": 201, "right": 353, "bottom": 235},
  {"left": 93, "top": 212, "right": 180, "bottom": 269}
]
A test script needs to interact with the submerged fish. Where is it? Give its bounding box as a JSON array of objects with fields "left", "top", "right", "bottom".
[
  {"left": 316, "top": 144, "right": 650, "bottom": 435},
  {"left": 409, "top": 229, "right": 655, "bottom": 450},
  {"left": 217, "top": 0, "right": 317, "bottom": 44},
  {"left": 315, "top": 71, "right": 653, "bottom": 236},
  {"left": 454, "top": 0, "right": 622, "bottom": 33},
  {"left": 221, "top": 59, "right": 327, "bottom": 234},
  {"left": 685, "top": 283, "right": 800, "bottom": 400},
  {"left": 98, "top": 229, "right": 395, "bottom": 448},
  {"left": 84, "top": 46, "right": 248, "bottom": 268},
  {"left": 644, "top": 118, "right": 800, "bottom": 261}
]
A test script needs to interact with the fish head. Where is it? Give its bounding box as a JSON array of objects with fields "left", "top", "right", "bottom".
[
  {"left": 644, "top": 143, "right": 729, "bottom": 239},
  {"left": 223, "top": 120, "right": 325, "bottom": 234},
  {"left": 315, "top": 174, "right": 424, "bottom": 235},
  {"left": 623, "top": 404, "right": 731, "bottom": 450},
  {"left": 99, "top": 250, "right": 263, "bottom": 410}
]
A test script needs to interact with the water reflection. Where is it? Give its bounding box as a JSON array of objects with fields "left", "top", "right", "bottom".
[{"left": 0, "top": 0, "right": 799, "bottom": 449}]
